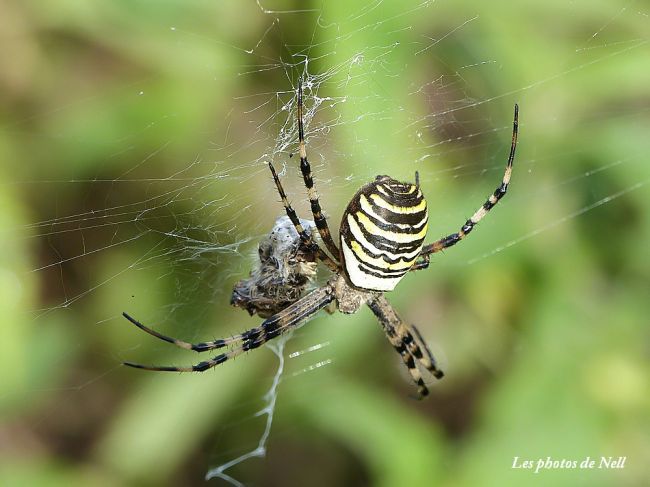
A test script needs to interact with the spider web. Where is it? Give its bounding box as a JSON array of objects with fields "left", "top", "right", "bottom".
[{"left": 3, "top": 0, "right": 649, "bottom": 485}]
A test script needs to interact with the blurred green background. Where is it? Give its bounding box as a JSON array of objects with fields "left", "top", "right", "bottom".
[{"left": 1, "top": 1, "right": 649, "bottom": 486}]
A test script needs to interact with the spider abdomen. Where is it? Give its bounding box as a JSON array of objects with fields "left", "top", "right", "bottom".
[{"left": 340, "top": 175, "right": 428, "bottom": 291}]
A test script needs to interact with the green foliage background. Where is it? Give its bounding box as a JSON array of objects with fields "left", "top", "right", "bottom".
[{"left": 1, "top": 1, "right": 648, "bottom": 486}]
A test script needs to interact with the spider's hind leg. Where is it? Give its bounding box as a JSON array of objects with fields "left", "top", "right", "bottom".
[
  {"left": 295, "top": 80, "right": 340, "bottom": 260},
  {"left": 267, "top": 162, "right": 338, "bottom": 272},
  {"left": 386, "top": 328, "right": 429, "bottom": 398},
  {"left": 401, "top": 323, "right": 444, "bottom": 379},
  {"left": 367, "top": 295, "right": 444, "bottom": 399},
  {"left": 413, "top": 104, "right": 519, "bottom": 269}
]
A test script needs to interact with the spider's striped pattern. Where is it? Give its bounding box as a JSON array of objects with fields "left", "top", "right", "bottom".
[
  {"left": 123, "top": 82, "right": 519, "bottom": 398},
  {"left": 340, "top": 176, "right": 429, "bottom": 291}
]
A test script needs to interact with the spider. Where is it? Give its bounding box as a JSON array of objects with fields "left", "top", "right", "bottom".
[{"left": 123, "top": 82, "right": 519, "bottom": 398}]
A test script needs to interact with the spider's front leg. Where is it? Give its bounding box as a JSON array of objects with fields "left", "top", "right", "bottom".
[
  {"left": 367, "top": 294, "right": 443, "bottom": 399},
  {"left": 123, "top": 285, "right": 335, "bottom": 372},
  {"left": 412, "top": 104, "right": 519, "bottom": 270}
]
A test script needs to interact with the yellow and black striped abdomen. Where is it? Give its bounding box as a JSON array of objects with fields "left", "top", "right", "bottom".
[{"left": 340, "top": 175, "right": 428, "bottom": 291}]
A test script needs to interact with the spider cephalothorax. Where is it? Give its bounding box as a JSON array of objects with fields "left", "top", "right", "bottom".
[{"left": 122, "top": 81, "right": 519, "bottom": 398}]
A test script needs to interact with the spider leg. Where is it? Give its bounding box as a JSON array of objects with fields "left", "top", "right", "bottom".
[
  {"left": 124, "top": 336, "right": 270, "bottom": 372},
  {"left": 268, "top": 162, "right": 339, "bottom": 272},
  {"left": 123, "top": 285, "right": 334, "bottom": 372},
  {"left": 296, "top": 80, "right": 341, "bottom": 260},
  {"left": 122, "top": 312, "right": 237, "bottom": 352},
  {"left": 412, "top": 104, "right": 518, "bottom": 271},
  {"left": 367, "top": 295, "right": 444, "bottom": 398},
  {"left": 402, "top": 323, "right": 444, "bottom": 379}
]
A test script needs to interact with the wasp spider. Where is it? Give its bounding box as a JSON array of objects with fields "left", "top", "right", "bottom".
[{"left": 123, "top": 82, "right": 519, "bottom": 398}]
